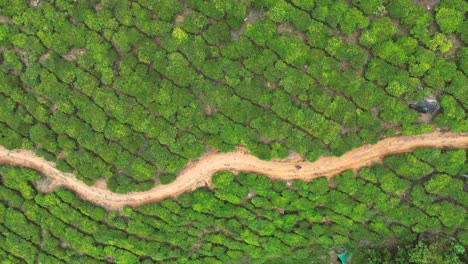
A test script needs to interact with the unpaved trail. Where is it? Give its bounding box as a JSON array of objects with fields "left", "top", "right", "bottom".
[{"left": 0, "top": 131, "right": 467, "bottom": 210}]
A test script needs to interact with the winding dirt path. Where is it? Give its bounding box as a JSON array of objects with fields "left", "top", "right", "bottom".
[{"left": 0, "top": 131, "right": 467, "bottom": 210}]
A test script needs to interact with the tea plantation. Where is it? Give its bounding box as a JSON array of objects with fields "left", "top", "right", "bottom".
[{"left": 0, "top": 0, "right": 466, "bottom": 262}]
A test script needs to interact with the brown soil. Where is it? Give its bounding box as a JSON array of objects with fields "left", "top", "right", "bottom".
[
  {"left": 277, "top": 23, "right": 306, "bottom": 41},
  {"left": 412, "top": 0, "right": 440, "bottom": 10},
  {"left": 175, "top": 8, "right": 192, "bottom": 27},
  {"left": 0, "top": 15, "right": 12, "bottom": 24},
  {"left": 0, "top": 131, "right": 467, "bottom": 210},
  {"left": 94, "top": 3, "right": 102, "bottom": 12},
  {"left": 198, "top": 92, "right": 218, "bottom": 115},
  {"left": 446, "top": 34, "right": 462, "bottom": 57},
  {"left": 30, "top": 0, "right": 41, "bottom": 8},
  {"left": 418, "top": 112, "right": 434, "bottom": 123},
  {"left": 39, "top": 51, "right": 50, "bottom": 62},
  {"left": 62, "top": 48, "right": 86, "bottom": 61},
  {"left": 343, "top": 30, "right": 360, "bottom": 45},
  {"left": 14, "top": 48, "right": 31, "bottom": 66}
]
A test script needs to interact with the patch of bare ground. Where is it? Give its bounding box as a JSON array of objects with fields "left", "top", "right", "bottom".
[
  {"left": 412, "top": 0, "right": 440, "bottom": 11},
  {"left": 370, "top": 107, "right": 380, "bottom": 116},
  {"left": 38, "top": 51, "right": 51, "bottom": 63},
  {"left": 340, "top": 125, "right": 360, "bottom": 136},
  {"left": 418, "top": 113, "right": 435, "bottom": 123},
  {"left": 322, "top": 85, "right": 336, "bottom": 96},
  {"left": 61, "top": 48, "right": 86, "bottom": 61},
  {"left": 278, "top": 23, "right": 306, "bottom": 40},
  {"left": 383, "top": 122, "right": 402, "bottom": 135},
  {"left": 175, "top": 8, "right": 192, "bottom": 27},
  {"left": 154, "top": 36, "right": 162, "bottom": 45},
  {"left": 275, "top": 150, "right": 304, "bottom": 163},
  {"left": 57, "top": 150, "right": 67, "bottom": 159},
  {"left": 429, "top": 22, "right": 439, "bottom": 35},
  {"left": 231, "top": 8, "right": 264, "bottom": 41},
  {"left": 33, "top": 177, "right": 59, "bottom": 193},
  {"left": 0, "top": 132, "right": 467, "bottom": 210},
  {"left": 0, "top": 15, "right": 12, "bottom": 24},
  {"left": 259, "top": 137, "right": 271, "bottom": 144},
  {"left": 198, "top": 92, "right": 218, "bottom": 115},
  {"left": 94, "top": 3, "right": 102, "bottom": 12},
  {"left": 356, "top": 67, "right": 365, "bottom": 77},
  {"left": 14, "top": 48, "right": 31, "bottom": 66},
  {"left": 30, "top": 0, "right": 42, "bottom": 7},
  {"left": 391, "top": 18, "right": 410, "bottom": 36},
  {"left": 265, "top": 81, "right": 277, "bottom": 89},
  {"left": 277, "top": 23, "right": 295, "bottom": 34},
  {"left": 342, "top": 30, "right": 360, "bottom": 45},
  {"left": 93, "top": 178, "right": 108, "bottom": 190},
  {"left": 446, "top": 34, "right": 462, "bottom": 57},
  {"left": 339, "top": 61, "right": 352, "bottom": 71},
  {"left": 327, "top": 250, "right": 343, "bottom": 264}
]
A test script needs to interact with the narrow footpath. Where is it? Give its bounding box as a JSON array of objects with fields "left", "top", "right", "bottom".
[{"left": 0, "top": 131, "right": 467, "bottom": 210}]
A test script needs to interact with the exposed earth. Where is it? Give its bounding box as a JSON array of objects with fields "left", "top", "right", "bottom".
[{"left": 0, "top": 131, "right": 467, "bottom": 210}]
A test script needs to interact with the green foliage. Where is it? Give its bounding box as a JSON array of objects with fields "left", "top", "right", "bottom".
[
  {"left": 435, "top": 95, "right": 467, "bottom": 132},
  {"left": 380, "top": 171, "right": 411, "bottom": 195},
  {"left": 268, "top": 35, "right": 310, "bottom": 67},
  {"left": 427, "top": 201, "right": 465, "bottom": 228},
  {"left": 29, "top": 123, "right": 59, "bottom": 154},
  {"left": 359, "top": 17, "right": 397, "bottom": 47},
  {"left": 203, "top": 22, "right": 230, "bottom": 45},
  {"left": 1, "top": 50, "right": 23, "bottom": 72},
  {"left": 427, "top": 33, "right": 452, "bottom": 53},
  {"left": 414, "top": 149, "right": 466, "bottom": 175},
  {"left": 352, "top": 0, "right": 384, "bottom": 15},
  {"left": 212, "top": 171, "right": 235, "bottom": 188},
  {"left": 353, "top": 235, "right": 466, "bottom": 264},
  {"left": 181, "top": 11, "right": 209, "bottom": 34},
  {"left": 245, "top": 20, "right": 277, "bottom": 46},
  {"left": 383, "top": 154, "right": 433, "bottom": 180},
  {"left": 435, "top": 7, "right": 463, "bottom": 34},
  {"left": 374, "top": 40, "right": 408, "bottom": 66},
  {"left": 424, "top": 173, "right": 467, "bottom": 205}
]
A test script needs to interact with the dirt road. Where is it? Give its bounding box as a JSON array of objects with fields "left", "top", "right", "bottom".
[{"left": 0, "top": 131, "right": 467, "bottom": 210}]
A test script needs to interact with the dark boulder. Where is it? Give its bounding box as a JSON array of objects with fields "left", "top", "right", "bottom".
[{"left": 409, "top": 97, "right": 439, "bottom": 113}]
